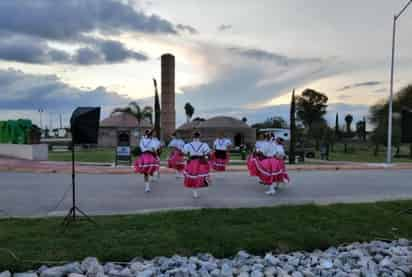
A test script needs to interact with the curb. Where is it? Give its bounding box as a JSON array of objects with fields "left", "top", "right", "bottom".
[{"left": 1, "top": 160, "right": 412, "bottom": 175}]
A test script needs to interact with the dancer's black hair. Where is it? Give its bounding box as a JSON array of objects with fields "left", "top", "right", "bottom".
[{"left": 144, "top": 129, "right": 153, "bottom": 136}]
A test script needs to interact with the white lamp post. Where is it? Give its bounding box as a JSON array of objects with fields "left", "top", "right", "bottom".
[
  {"left": 387, "top": 0, "right": 412, "bottom": 164},
  {"left": 38, "top": 108, "right": 44, "bottom": 130}
]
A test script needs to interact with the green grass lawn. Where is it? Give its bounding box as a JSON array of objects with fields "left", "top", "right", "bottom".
[
  {"left": 1, "top": 201, "right": 412, "bottom": 271},
  {"left": 48, "top": 148, "right": 246, "bottom": 163},
  {"left": 328, "top": 143, "right": 412, "bottom": 163},
  {"left": 47, "top": 143, "right": 412, "bottom": 164},
  {"left": 48, "top": 148, "right": 117, "bottom": 163}
]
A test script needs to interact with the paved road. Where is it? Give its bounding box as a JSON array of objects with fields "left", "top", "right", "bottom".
[{"left": 1, "top": 170, "right": 412, "bottom": 217}]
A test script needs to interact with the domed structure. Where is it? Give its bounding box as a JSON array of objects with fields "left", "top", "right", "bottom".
[
  {"left": 98, "top": 113, "right": 152, "bottom": 147},
  {"left": 176, "top": 116, "right": 256, "bottom": 148}
]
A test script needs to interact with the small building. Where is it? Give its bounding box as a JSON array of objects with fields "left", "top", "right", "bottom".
[
  {"left": 176, "top": 116, "right": 256, "bottom": 148},
  {"left": 98, "top": 113, "right": 152, "bottom": 147}
]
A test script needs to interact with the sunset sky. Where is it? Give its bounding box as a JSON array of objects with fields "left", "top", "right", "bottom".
[{"left": 1, "top": 0, "right": 412, "bottom": 128}]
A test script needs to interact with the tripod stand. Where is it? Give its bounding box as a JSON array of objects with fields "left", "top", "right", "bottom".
[{"left": 62, "top": 142, "right": 96, "bottom": 225}]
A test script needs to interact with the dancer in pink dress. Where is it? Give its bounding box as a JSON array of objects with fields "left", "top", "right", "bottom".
[
  {"left": 211, "top": 132, "right": 232, "bottom": 172},
  {"left": 183, "top": 132, "right": 211, "bottom": 198},
  {"left": 247, "top": 133, "right": 266, "bottom": 177},
  {"left": 134, "top": 129, "right": 161, "bottom": 193},
  {"left": 274, "top": 137, "right": 290, "bottom": 187},
  {"left": 167, "top": 132, "right": 186, "bottom": 178},
  {"left": 254, "top": 133, "right": 282, "bottom": 195}
]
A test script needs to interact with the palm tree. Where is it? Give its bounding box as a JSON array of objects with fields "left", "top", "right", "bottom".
[
  {"left": 344, "top": 114, "right": 353, "bottom": 134},
  {"left": 112, "top": 101, "right": 153, "bottom": 131},
  {"left": 184, "top": 102, "right": 195, "bottom": 123},
  {"left": 335, "top": 113, "right": 340, "bottom": 138}
]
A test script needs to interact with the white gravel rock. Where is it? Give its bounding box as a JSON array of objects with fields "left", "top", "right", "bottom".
[
  {"left": 0, "top": 272, "right": 11, "bottom": 277},
  {"left": 4, "top": 239, "right": 412, "bottom": 276},
  {"left": 39, "top": 267, "right": 66, "bottom": 277},
  {"left": 13, "top": 273, "right": 38, "bottom": 277},
  {"left": 220, "top": 263, "right": 233, "bottom": 277},
  {"left": 263, "top": 267, "right": 277, "bottom": 277},
  {"left": 251, "top": 270, "right": 264, "bottom": 277},
  {"left": 136, "top": 269, "right": 154, "bottom": 277},
  {"left": 67, "top": 274, "right": 85, "bottom": 277},
  {"left": 81, "top": 258, "right": 99, "bottom": 272},
  {"left": 263, "top": 254, "right": 279, "bottom": 266},
  {"left": 398, "top": 238, "right": 409, "bottom": 247}
]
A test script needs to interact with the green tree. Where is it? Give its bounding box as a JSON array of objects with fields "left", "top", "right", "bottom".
[
  {"left": 370, "top": 123, "right": 386, "bottom": 156},
  {"left": 153, "top": 78, "right": 161, "bottom": 138},
  {"left": 310, "top": 120, "right": 328, "bottom": 150},
  {"left": 289, "top": 89, "right": 296, "bottom": 164},
  {"left": 112, "top": 102, "right": 153, "bottom": 132},
  {"left": 369, "top": 84, "right": 412, "bottom": 158},
  {"left": 251, "top": 116, "right": 288, "bottom": 130},
  {"left": 296, "top": 89, "right": 328, "bottom": 131},
  {"left": 356, "top": 120, "right": 366, "bottom": 141},
  {"left": 184, "top": 102, "right": 195, "bottom": 123},
  {"left": 335, "top": 113, "right": 341, "bottom": 139},
  {"left": 265, "top": 116, "right": 288, "bottom": 128},
  {"left": 323, "top": 126, "right": 336, "bottom": 152},
  {"left": 393, "top": 120, "right": 402, "bottom": 156},
  {"left": 344, "top": 114, "right": 353, "bottom": 134}
]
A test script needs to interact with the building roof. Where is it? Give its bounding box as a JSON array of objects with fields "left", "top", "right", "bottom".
[
  {"left": 177, "top": 116, "right": 250, "bottom": 130},
  {"left": 177, "top": 120, "right": 202, "bottom": 130},
  {"left": 100, "top": 113, "right": 152, "bottom": 128}
]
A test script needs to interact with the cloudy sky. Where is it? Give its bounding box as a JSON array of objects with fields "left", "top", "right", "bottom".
[{"left": 1, "top": 0, "right": 412, "bottom": 128}]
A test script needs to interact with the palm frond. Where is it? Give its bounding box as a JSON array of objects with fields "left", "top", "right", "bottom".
[
  {"left": 128, "top": 101, "right": 141, "bottom": 115},
  {"left": 111, "top": 107, "right": 129, "bottom": 115},
  {"left": 142, "top": 106, "right": 153, "bottom": 123}
]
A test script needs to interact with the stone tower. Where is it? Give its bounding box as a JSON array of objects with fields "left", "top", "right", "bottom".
[{"left": 161, "top": 54, "right": 176, "bottom": 140}]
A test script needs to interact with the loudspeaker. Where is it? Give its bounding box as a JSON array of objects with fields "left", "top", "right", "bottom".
[
  {"left": 70, "top": 107, "right": 101, "bottom": 145},
  {"left": 401, "top": 109, "right": 412, "bottom": 143}
]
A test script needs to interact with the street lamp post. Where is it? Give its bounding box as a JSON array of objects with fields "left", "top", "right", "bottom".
[
  {"left": 38, "top": 108, "right": 44, "bottom": 130},
  {"left": 387, "top": 0, "right": 412, "bottom": 164}
]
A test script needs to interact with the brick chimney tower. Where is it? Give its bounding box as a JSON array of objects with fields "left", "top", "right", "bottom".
[{"left": 161, "top": 54, "right": 176, "bottom": 141}]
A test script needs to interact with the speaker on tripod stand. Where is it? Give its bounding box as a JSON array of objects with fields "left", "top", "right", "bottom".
[{"left": 63, "top": 107, "right": 101, "bottom": 225}]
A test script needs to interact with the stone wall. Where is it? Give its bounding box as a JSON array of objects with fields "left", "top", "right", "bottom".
[
  {"left": 0, "top": 144, "right": 48, "bottom": 160},
  {"left": 98, "top": 128, "right": 141, "bottom": 148}
]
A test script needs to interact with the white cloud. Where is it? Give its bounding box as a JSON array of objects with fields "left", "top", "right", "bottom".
[{"left": 0, "top": 68, "right": 133, "bottom": 125}]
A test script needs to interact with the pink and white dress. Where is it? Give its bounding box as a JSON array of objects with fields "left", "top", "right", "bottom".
[
  {"left": 134, "top": 136, "right": 160, "bottom": 175},
  {"left": 273, "top": 143, "right": 290, "bottom": 183},
  {"left": 183, "top": 140, "right": 211, "bottom": 188},
  {"left": 168, "top": 138, "right": 186, "bottom": 172},
  {"left": 247, "top": 140, "right": 265, "bottom": 177},
  {"left": 254, "top": 140, "right": 282, "bottom": 185},
  {"left": 211, "top": 138, "right": 232, "bottom": 171}
]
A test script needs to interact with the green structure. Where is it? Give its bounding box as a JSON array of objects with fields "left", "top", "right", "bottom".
[{"left": 0, "top": 119, "right": 33, "bottom": 144}]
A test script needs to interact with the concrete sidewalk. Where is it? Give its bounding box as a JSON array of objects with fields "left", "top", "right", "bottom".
[
  {"left": 1, "top": 157, "right": 412, "bottom": 175},
  {"left": 2, "top": 170, "right": 412, "bottom": 217}
]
